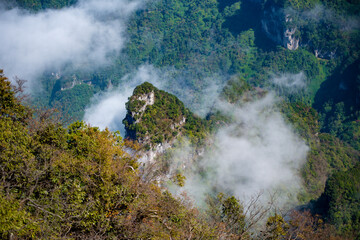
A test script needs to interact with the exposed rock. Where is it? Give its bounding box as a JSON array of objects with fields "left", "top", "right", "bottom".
[
  {"left": 262, "top": 7, "right": 299, "bottom": 50},
  {"left": 133, "top": 91, "right": 155, "bottom": 122},
  {"left": 51, "top": 72, "right": 61, "bottom": 80},
  {"left": 284, "top": 27, "right": 299, "bottom": 50},
  {"left": 123, "top": 82, "right": 208, "bottom": 164},
  {"left": 123, "top": 82, "right": 188, "bottom": 162},
  {"left": 314, "top": 49, "right": 337, "bottom": 59},
  {"left": 141, "top": 142, "right": 171, "bottom": 163}
]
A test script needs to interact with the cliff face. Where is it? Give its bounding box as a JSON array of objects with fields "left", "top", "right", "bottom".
[
  {"left": 262, "top": 7, "right": 299, "bottom": 50},
  {"left": 123, "top": 82, "right": 207, "bottom": 162},
  {"left": 283, "top": 27, "right": 299, "bottom": 50}
]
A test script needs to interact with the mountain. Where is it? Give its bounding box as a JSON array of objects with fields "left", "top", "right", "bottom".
[
  {"left": 123, "top": 82, "right": 208, "bottom": 161},
  {"left": 0, "top": 71, "right": 222, "bottom": 239},
  {"left": 0, "top": 70, "right": 350, "bottom": 239},
  {"left": 1, "top": 0, "right": 360, "bottom": 238}
]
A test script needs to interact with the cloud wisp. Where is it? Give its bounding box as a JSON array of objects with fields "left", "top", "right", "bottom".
[
  {"left": 270, "top": 72, "right": 307, "bottom": 94},
  {"left": 84, "top": 64, "right": 225, "bottom": 133},
  {"left": 85, "top": 65, "right": 309, "bottom": 213},
  {"left": 182, "top": 94, "right": 309, "bottom": 208},
  {"left": 83, "top": 65, "right": 164, "bottom": 135},
  {"left": 0, "top": 0, "right": 144, "bottom": 89}
]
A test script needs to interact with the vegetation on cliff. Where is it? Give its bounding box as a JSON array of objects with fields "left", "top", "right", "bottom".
[
  {"left": 0, "top": 72, "right": 219, "bottom": 239},
  {"left": 4, "top": 0, "right": 360, "bottom": 237},
  {"left": 2, "top": 69, "right": 351, "bottom": 239},
  {"left": 123, "top": 82, "right": 209, "bottom": 148},
  {"left": 315, "top": 163, "right": 360, "bottom": 238}
]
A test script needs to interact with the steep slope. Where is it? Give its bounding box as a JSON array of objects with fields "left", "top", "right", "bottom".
[
  {"left": 123, "top": 82, "right": 209, "bottom": 160},
  {"left": 316, "top": 163, "right": 360, "bottom": 238},
  {"left": 281, "top": 101, "right": 360, "bottom": 201},
  {"left": 0, "top": 71, "right": 220, "bottom": 239}
]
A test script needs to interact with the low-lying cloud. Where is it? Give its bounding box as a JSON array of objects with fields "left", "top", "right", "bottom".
[
  {"left": 182, "top": 94, "right": 309, "bottom": 208},
  {"left": 84, "top": 64, "right": 225, "bottom": 133},
  {"left": 286, "top": 4, "right": 360, "bottom": 31},
  {"left": 0, "top": 0, "right": 144, "bottom": 89},
  {"left": 85, "top": 65, "right": 309, "bottom": 211},
  {"left": 271, "top": 72, "right": 307, "bottom": 93},
  {"left": 84, "top": 65, "right": 163, "bottom": 135}
]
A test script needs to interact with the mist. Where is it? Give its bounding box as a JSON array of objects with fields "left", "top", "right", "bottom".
[
  {"left": 180, "top": 94, "right": 309, "bottom": 208},
  {"left": 2, "top": 0, "right": 310, "bottom": 211},
  {"left": 84, "top": 65, "right": 164, "bottom": 135},
  {"left": 84, "top": 64, "right": 225, "bottom": 134},
  {"left": 270, "top": 72, "right": 307, "bottom": 94},
  {"left": 84, "top": 64, "right": 309, "bottom": 209},
  {"left": 302, "top": 4, "right": 360, "bottom": 30},
  {"left": 0, "top": 0, "right": 144, "bottom": 89},
  {"left": 286, "top": 3, "right": 360, "bottom": 31}
]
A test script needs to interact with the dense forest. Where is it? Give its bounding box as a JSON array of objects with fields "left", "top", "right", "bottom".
[
  {"left": 0, "top": 69, "right": 353, "bottom": 239},
  {"left": 0, "top": 0, "right": 359, "bottom": 238}
]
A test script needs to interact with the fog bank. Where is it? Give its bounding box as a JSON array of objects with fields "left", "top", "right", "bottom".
[{"left": 0, "top": 0, "right": 144, "bottom": 89}]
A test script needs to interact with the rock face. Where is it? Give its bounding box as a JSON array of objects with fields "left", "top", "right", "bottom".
[
  {"left": 262, "top": 7, "right": 299, "bottom": 50},
  {"left": 123, "top": 82, "right": 208, "bottom": 166},
  {"left": 132, "top": 91, "right": 155, "bottom": 123},
  {"left": 284, "top": 27, "right": 299, "bottom": 50}
]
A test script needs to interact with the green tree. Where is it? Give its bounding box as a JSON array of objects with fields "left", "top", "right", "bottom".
[{"left": 264, "top": 214, "right": 289, "bottom": 240}]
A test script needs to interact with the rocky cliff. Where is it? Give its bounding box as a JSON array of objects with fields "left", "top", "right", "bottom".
[
  {"left": 123, "top": 82, "right": 208, "bottom": 162},
  {"left": 262, "top": 7, "right": 299, "bottom": 50}
]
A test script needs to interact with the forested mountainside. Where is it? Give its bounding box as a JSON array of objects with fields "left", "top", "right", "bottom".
[
  {"left": 0, "top": 71, "right": 217, "bottom": 239},
  {"left": 0, "top": 70, "right": 355, "bottom": 239},
  {"left": 11, "top": 0, "right": 359, "bottom": 149},
  {"left": 3, "top": 0, "right": 76, "bottom": 10},
  {"left": 1, "top": 0, "right": 359, "bottom": 238}
]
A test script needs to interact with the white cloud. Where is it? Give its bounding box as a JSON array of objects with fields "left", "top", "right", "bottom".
[
  {"left": 83, "top": 65, "right": 163, "bottom": 135},
  {"left": 84, "top": 64, "right": 225, "bottom": 132},
  {"left": 271, "top": 72, "right": 307, "bottom": 92},
  {"left": 85, "top": 65, "right": 309, "bottom": 211},
  {"left": 182, "top": 94, "right": 309, "bottom": 207},
  {"left": 83, "top": 90, "right": 130, "bottom": 134},
  {"left": 0, "top": 0, "right": 144, "bottom": 89}
]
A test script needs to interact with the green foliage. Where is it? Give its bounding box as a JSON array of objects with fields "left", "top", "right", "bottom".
[
  {"left": 220, "top": 194, "right": 246, "bottom": 233},
  {"left": 0, "top": 191, "right": 40, "bottom": 238},
  {"left": 314, "top": 59, "right": 360, "bottom": 149},
  {"left": 126, "top": 0, "right": 233, "bottom": 69},
  {"left": 132, "top": 81, "right": 157, "bottom": 96},
  {"left": 23, "top": 0, "right": 359, "bottom": 133},
  {"left": 173, "top": 173, "right": 186, "bottom": 187},
  {"left": 2, "top": 0, "right": 360, "bottom": 237},
  {"left": 0, "top": 74, "right": 220, "bottom": 238},
  {"left": 340, "top": 121, "right": 360, "bottom": 151},
  {"left": 281, "top": 0, "right": 360, "bottom": 63},
  {"left": 0, "top": 70, "right": 30, "bottom": 122},
  {"left": 280, "top": 101, "right": 320, "bottom": 141},
  {"left": 14, "top": 0, "right": 77, "bottom": 11},
  {"left": 265, "top": 214, "right": 289, "bottom": 240},
  {"left": 259, "top": 48, "right": 326, "bottom": 101},
  {"left": 317, "top": 163, "right": 360, "bottom": 238},
  {"left": 321, "top": 0, "right": 360, "bottom": 15},
  {"left": 223, "top": 2, "right": 241, "bottom": 17},
  {"left": 286, "top": 0, "right": 319, "bottom": 10},
  {"left": 206, "top": 193, "right": 247, "bottom": 238},
  {"left": 50, "top": 83, "right": 94, "bottom": 121},
  {"left": 281, "top": 101, "right": 360, "bottom": 201},
  {"left": 123, "top": 82, "right": 209, "bottom": 147},
  {"left": 303, "top": 133, "right": 359, "bottom": 198},
  {"left": 221, "top": 77, "right": 254, "bottom": 103}
]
